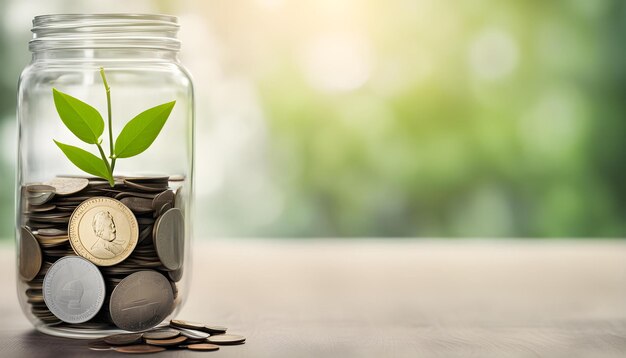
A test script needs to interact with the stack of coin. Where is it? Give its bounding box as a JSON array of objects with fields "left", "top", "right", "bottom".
[
  {"left": 88, "top": 320, "right": 245, "bottom": 353},
  {"left": 19, "top": 175, "right": 186, "bottom": 332}
]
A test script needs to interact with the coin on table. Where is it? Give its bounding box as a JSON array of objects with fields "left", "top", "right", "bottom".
[
  {"left": 153, "top": 208, "right": 184, "bottom": 271},
  {"left": 68, "top": 197, "right": 138, "bottom": 266},
  {"left": 45, "top": 177, "right": 89, "bottom": 196},
  {"left": 204, "top": 325, "right": 228, "bottom": 334},
  {"left": 109, "top": 270, "right": 174, "bottom": 332},
  {"left": 19, "top": 227, "right": 42, "bottom": 281},
  {"left": 103, "top": 333, "right": 144, "bottom": 346},
  {"left": 42, "top": 256, "right": 106, "bottom": 324},
  {"left": 144, "top": 335, "right": 187, "bottom": 347},
  {"left": 113, "top": 345, "right": 166, "bottom": 354},
  {"left": 169, "top": 319, "right": 204, "bottom": 331},
  {"left": 87, "top": 339, "right": 113, "bottom": 351},
  {"left": 187, "top": 343, "right": 220, "bottom": 351},
  {"left": 142, "top": 328, "right": 180, "bottom": 340},
  {"left": 177, "top": 327, "right": 210, "bottom": 340},
  {"left": 207, "top": 334, "right": 246, "bottom": 345}
]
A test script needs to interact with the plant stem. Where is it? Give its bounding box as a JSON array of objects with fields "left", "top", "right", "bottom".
[
  {"left": 96, "top": 142, "right": 114, "bottom": 186},
  {"left": 100, "top": 67, "right": 115, "bottom": 173},
  {"left": 99, "top": 67, "right": 116, "bottom": 183}
]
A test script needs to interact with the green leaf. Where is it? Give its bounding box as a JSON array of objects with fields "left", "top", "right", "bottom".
[
  {"left": 52, "top": 88, "right": 104, "bottom": 144},
  {"left": 114, "top": 101, "right": 176, "bottom": 158},
  {"left": 53, "top": 140, "right": 112, "bottom": 181}
]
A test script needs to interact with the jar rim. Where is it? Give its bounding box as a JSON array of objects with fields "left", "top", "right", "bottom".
[
  {"left": 30, "top": 14, "right": 181, "bottom": 53},
  {"left": 33, "top": 13, "right": 178, "bottom": 28}
]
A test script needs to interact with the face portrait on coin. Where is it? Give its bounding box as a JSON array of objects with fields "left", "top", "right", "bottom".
[
  {"left": 69, "top": 197, "right": 138, "bottom": 266},
  {"left": 72, "top": 200, "right": 135, "bottom": 262},
  {"left": 90, "top": 210, "right": 122, "bottom": 257}
]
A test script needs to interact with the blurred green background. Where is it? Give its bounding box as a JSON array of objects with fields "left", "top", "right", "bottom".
[{"left": 0, "top": 0, "right": 625, "bottom": 238}]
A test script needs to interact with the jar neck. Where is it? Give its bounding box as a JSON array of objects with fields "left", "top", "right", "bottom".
[
  {"left": 29, "top": 14, "right": 180, "bottom": 58},
  {"left": 32, "top": 48, "right": 179, "bottom": 62}
]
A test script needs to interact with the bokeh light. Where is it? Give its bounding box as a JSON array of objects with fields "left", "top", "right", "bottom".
[{"left": 0, "top": 0, "right": 624, "bottom": 238}]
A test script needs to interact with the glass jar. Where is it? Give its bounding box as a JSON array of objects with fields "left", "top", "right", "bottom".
[{"left": 15, "top": 14, "right": 194, "bottom": 338}]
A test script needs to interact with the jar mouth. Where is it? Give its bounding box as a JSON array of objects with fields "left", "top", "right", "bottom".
[
  {"left": 33, "top": 14, "right": 179, "bottom": 27},
  {"left": 30, "top": 14, "right": 181, "bottom": 52}
]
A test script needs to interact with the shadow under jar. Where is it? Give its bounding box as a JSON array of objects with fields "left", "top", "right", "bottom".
[{"left": 15, "top": 14, "right": 194, "bottom": 339}]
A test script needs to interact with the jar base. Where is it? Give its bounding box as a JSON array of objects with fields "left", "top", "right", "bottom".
[{"left": 36, "top": 324, "right": 126, "bottom": 339}]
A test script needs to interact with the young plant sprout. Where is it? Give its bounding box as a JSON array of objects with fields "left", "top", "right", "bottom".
[{"left": 52, "top": 67, "right": 176, "bottom": 187}]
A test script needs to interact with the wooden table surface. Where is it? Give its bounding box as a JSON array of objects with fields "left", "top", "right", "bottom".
[{"left": 0, "top": 239, "right": 625, "bottom": 357}]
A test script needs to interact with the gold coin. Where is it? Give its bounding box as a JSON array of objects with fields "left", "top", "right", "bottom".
[{"left": 69, "top": 197, "right": 138, "bottom": 266}]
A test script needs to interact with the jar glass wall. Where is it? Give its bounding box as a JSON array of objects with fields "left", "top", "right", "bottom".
[{"left": 15, "top": 14, "right": 194, "bottom": 338}]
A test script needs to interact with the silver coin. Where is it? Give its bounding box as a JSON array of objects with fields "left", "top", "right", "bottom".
[
  {"left": 153, "top": 208, "right": 184, "bottom": 271},
  {"left": 109, "top": 270, "right": 174, "bottom": 332},
  {"left": 42, "top": 256, "right": 106, "bottom": 324},
  {"left": 177, "top": 327, "right": 210, "bottom": 340},
  {"left": 143, "top": 328, "right": 180, "bottom": 340},
  {"left": 28, "top": 190, "right": 55, "bottom": 206},
  {"left": 45, "top": 177, "right": 89, "bottom": 196}
]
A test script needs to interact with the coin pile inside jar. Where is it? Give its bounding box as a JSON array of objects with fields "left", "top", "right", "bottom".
[
  {"left": 88, "top": 320, "right": 245, "bottom": 353},
  {"left": 19, "top": 176, "right": 186, "bottom": 331}
]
